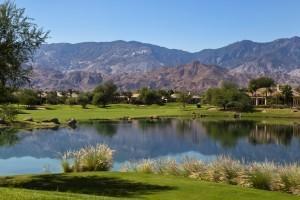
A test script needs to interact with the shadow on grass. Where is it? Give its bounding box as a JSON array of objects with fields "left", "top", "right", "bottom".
[{"left": 0, "top": 174, "right": 175, "bottom": 198}]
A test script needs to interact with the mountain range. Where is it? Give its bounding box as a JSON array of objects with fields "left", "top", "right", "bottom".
[{"left": 30, "top": 36, "right": 300, "bottom": 91}]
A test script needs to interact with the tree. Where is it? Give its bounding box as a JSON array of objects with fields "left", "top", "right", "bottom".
[
  {"left": 78, "top": 93, "right": 90, "bottom": 108},
  {"left": 248, "top": 79, "right": 259, "bottom": 96},
  {"left": 46, "top": 91, "right": 59, "bottom": 105},
  {"left": 204, "top": 82, "right": 253, "bottom": 112},
  {"left": 177, "top": 91, "right": 191, "bottom": 108},
  {"left": 92, "top": 81, "right": 117, "bottom": 107},
  {"left": 248, "top": 77, "right": 275, "bottom": 97},
  {"left": 138, "top": 88, "right": 162, "bottom": 105},
  {"left": 281, "top": 85, "right": 293, "bottom": 106},
  {"left": 17, "top": 89, "right": 39, "bottom": 108},
  {"left": 0, "top": 1, "right": 49, "bottom": 90}
]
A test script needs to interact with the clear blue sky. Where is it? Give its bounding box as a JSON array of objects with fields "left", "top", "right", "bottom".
[{"left": 10, "top": 0, "right": 300, "bottom": 52}]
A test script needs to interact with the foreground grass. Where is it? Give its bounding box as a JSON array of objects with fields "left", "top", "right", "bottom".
[
  {"left": 15, "top": 103, "right": 300, "bottom": 125},
  {"left": 0, "top": 172, "right": 298, "bottom": 200}
]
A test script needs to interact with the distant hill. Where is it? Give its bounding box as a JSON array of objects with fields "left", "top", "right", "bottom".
[{"left": 31, "top": 36, "right": 300, "bottom": 91}]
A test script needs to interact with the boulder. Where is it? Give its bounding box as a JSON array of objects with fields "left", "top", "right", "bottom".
[{"left": 67, "top": 118, "right": 77, "bottom": 127}]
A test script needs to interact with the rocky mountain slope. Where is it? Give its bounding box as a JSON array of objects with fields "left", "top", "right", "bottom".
[
  {"left": 30, "top": 36, "right": 300, "bottom": 91},
  {"left": 112, "top": 61, "right": 236, "bottom": 92}
]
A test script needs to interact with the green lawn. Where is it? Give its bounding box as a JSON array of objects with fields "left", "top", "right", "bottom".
[
  {"left": 17, "top": 103, "right": 197, "bottom": 122},
  {"left": 16, "top": 103, "right": 300, "bottom": 125},
  {"left": 0, "top": 172, "right": 298, "bottom": 200}
]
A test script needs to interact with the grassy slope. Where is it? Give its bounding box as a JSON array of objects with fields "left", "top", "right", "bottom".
[
  {"left": 16, "top": 103, "right": 300, "bottom": 124},
  {"left": 0, "top": 172, "right": 298, "bottom": 200}
]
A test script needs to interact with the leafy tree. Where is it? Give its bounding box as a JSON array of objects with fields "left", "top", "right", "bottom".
[
  {"left": 248, "top": 77, "right": 275, "bottom": 97},
  {"left": 248, "top": 79, "right": 259, "bottom": 96},
  {"left": 138, "top": 88, "right": 162, "bottom": 105},
  {"left": 0, "top": 87, "right": 15, "bottom": 103},
  {"left": 78, "top": 93, "right": 90, "bottom": 108},
  {"left": 65, "top": 97, "right": 77, "bottom": 106},
  {"left": 177, "top": 91, "right": 191, "bottom": 108},
  {"left": 92, "top": 81, "right": 117, "bottom": 107},
  {"left": 204, "top": 82, "right": 252, "bottom": 112},
  {"left": 0, "top": 1, "right": 48, "bottom": 91},
  {"left": 46, "top": 91, "right": 59, "bottom": 105},
  {"left": 17, "top": 89, "right": 39, "bottom": 107},
  {"left": 281, "top": 85, "right": 293, "bottom": 105}
]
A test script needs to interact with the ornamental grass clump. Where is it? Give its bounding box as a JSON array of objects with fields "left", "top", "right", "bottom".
[
  {"left": 181, "top": 157, "right": 207, "bottom": 179},
  {"left": 279, "top": 164, "right": 300, "bottom": 195},
  {"left": 155, "top": 159, "right": 181, "bottom": 176},
  {"left": 61, "top": 144, "right": 114, "bottom": 173},
  {"left": 135, "top": 159, "right": 156, "bottom": 174},
  {"left": 209, "top": 156, "right": 248, "bottom": 185},
  {"left": 248, "top": 162, "right": 278, "bottom": 191}
]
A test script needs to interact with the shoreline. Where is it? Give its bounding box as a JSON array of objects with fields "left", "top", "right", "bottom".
[{"left": 2, "top": 103, "right": 300, "bottom": 130}]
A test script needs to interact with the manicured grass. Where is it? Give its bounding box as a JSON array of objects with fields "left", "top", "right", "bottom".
[
  {"left": 0, "top": 172, "right": 298, "bottom": 200},
  {"left": 17, "top": 103, "right": 197, "bottom": 122},
  {"left": 16, "top": 103, "right": 300, "bottom": 124}
]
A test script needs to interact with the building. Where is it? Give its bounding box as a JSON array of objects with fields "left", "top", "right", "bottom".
[{"left": 248, "top": 84, "right": 300, "bottom": 107}]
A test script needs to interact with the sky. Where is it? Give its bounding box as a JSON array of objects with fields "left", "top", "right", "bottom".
[{"left": 8, "top": 0, "right": 300, "bottom": 52}]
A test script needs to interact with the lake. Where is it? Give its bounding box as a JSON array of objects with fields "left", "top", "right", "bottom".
[{"left": 0, "top": 118, "right": 300, "bottom": 175}]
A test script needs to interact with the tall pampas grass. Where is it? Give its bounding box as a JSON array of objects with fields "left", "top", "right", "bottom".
[{"left": 61, "top": 144, "right": 114, "bottom": 172}]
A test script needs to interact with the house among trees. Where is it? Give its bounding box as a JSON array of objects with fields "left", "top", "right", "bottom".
[{"left": 248, "top": 84, "right": 300, "bottom": 107}]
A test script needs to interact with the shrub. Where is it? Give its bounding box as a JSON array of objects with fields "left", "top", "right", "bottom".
[{"left": 61, "top": 144, "right": 114, "bottom": 172}]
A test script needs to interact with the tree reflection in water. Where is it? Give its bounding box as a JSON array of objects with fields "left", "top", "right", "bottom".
[
  {"left": 0, "top": 128, "right": 19, "bottom": 146},
  {"left": 248, "top": 124, "right": 299, "bottom": 146},
  {"left": 137, "top": 118, "right": 173, "bottom": 131},
  {"left": 201, "top": 120, "right": 255, "bottom": 148},
  {"left": 201, "top": 120, "right": 300, "bottom": 148}
]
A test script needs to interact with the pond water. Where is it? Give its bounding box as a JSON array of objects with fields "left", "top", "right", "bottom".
[{"left": 0, "top": 118, "right": 300, "bottom": 175}]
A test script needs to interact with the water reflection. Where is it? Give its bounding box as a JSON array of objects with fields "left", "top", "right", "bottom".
[
  {"left": 201, "top": 120, "right": 255, "bottom": 148},
  {"left": 0, "top": 119, "right": 300, "bottom": 175},
  {"left": 82, "top": 121, "right": 118, "bottom": 137},
  {"left": 0, "top": 128, "right": 19, "bottom": 146},
  {"left": 249, "top": 124, "right": 298, "bottom": 146}
]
